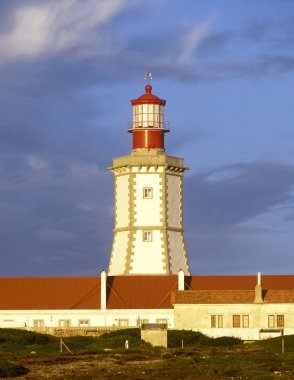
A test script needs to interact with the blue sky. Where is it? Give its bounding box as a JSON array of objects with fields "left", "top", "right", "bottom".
[{"left": 1, "top": 0, "right": 294, "bottom": 276}]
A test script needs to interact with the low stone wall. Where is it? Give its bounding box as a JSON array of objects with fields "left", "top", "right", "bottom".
[{"left": 28, "top": 326, "right": 130, "bottom": 337}]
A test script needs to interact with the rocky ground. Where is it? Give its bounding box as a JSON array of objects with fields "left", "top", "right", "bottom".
[{"left": 7, "top": 354, "right": 220, "bottom": 379}]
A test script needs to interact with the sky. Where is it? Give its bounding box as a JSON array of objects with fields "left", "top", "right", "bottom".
[{"left": 1, "top": 0, "right": 294, "bottom": 277}]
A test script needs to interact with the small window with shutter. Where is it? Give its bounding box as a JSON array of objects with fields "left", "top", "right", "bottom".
[{"left": 143, "top": 187, "right": 153, "bottom": 199}]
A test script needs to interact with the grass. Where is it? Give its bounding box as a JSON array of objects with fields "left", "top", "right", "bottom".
[{"left": 1, "top": 328, "right": 294, "bottom": 378}]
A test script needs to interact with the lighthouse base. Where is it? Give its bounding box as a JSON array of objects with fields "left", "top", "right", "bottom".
[{"left": 108, "top": 149, "right": 190, "bottom": 276}]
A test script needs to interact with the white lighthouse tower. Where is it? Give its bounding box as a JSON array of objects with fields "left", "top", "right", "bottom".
[{"left": 108, "top": 83, "right": 190, "bottom": 275}]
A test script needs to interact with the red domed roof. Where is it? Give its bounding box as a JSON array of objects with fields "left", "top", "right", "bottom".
[{"left": 131, "top": 84, "right": 166, "bottom": 106}]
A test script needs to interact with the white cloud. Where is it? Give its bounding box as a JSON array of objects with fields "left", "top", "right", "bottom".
[
  {"left": 78, "top": 202, "right": 97, "bottom": 212},
  {"left": 0, "top": 0, "right": 128, "bottom": 61},
  {"left": 178, "top": 16, "right": 217, "bottom": 64},
  {"left": 26, "top": 155, "right": 50, "bottom": 171},
  {"left": 69, "top": 162, "right": 99, "bottom": 177}
]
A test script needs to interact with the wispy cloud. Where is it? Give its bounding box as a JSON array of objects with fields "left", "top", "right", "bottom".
[
  {"left": 185, "top": 161, "right": 294, "bottom": 230},
  {"left": 177, "top": 16, "right": 217, "bottom": 64},
  {"left": 26, "top": 155, "right": 50, "bottom": 171},
  {"left": 0, "top": 0, "right": 127, "bottom": 62}
]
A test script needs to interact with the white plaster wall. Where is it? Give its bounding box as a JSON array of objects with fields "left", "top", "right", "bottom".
[
  {"left": 168, "top": 231, "right": 189, "bottom": 274},
  {"left": 0, "top": 309, "right": 174, "bottom": 329},
  {"left": 108, "top": 232, "right": 128, "bottom": 275},
  {"left": 134, "top": 174, "right": 162, "bottom": 226},
  {"left": 116, "top": 175, "right": 129, "bottom": 228},
  {"left": 166, "top": 175, "right": 181, "bottom": 228},
  {"left": 130, "top": 230, "right": 166, "bottom": 274},
  {"left": 174, "top": 303, "right": 294, "bottom": 340}
]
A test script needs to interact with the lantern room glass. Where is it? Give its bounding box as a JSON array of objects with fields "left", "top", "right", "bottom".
[{"left": 133, "top": 104, "right": 164, "bottom": 129}]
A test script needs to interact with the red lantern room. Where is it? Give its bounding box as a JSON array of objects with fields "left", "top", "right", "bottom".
[{"left": 129, "top": 84, "right": 169, "bottom": 150}]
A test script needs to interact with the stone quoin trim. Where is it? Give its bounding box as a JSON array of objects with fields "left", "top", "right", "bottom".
[
  {"left": 160, "top": 171, "right": 170, "bottom": 273},
  {"left": 125, "top": 172, "right": 136, "bottom": 274},
  {"left": 107, "top": 174, "right": 118, "bottom": 273},
  {"left": 179, "top": 174, "right": 190, "bottom": 273}
]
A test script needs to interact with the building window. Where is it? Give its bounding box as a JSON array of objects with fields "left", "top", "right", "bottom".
[
  {"left": 233, "top": 315, "right": 249, "bottom": 328},
  {"left": 137, "top": 318, "right": 149, "bottom": 327},
  {"left": 211, "top": 315, "right": 223, "bottom": 328},
  {"left": 143, "top": 231, "right": 152, "bottom": 242},
  {"left": 277, "top": 315, "right": 284, "bottom": 328},
  {"left": 143, "top": 187, "right": 153, "bottom": 199},
  {"left": 118, "top": 319, "right": 129, "bottom": 327},
  {"left": 268, "top": 315, "right": 284, "bottom": 328},
  {"left": 218, "top": 315, "right": 223, "bottom": 328},
  {"left": 58, "top": 319, "right": 71, "bottom": 328},
  {"left": 242, "top": 315, "right": 249, "bottom": 328},
  {"left": 33, "top": 319, "right": 44, "bottom": 328},
  {"left": 268, "top": 315, "right": 275, "bottom": 328},
  {"left": 79, "top": 320, "right": 90, "bottom": 327},
  {"left": 156, "top": 319, "right": 168, "bottom": 325},
  {"left": 233, "top": 315, "right": 241, "bottom": 328},
  {"left": 211, "top": 315, "right": 216, "bottom": 328}
]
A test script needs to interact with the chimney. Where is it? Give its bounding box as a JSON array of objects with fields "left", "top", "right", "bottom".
[
  {"left": 257, "top": 271, "right": 262, "bottom": 285},
  {"left": 101, "top": 270, "right": 107, "bottom": 310},
  {"left": 178, "top": 269, "right": 185, "bottom": 291},
  {"left": 254, "top": 271, "right": 263, "bottom": 304}
]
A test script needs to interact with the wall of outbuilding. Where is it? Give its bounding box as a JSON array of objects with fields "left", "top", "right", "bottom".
[{"left": 174, "top": 303, "right": 294, "bottom": 340}]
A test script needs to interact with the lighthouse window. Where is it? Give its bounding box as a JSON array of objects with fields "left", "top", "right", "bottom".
[
  {"left": 143, "top": 187, "right": 153, "bottom": 199},
  {"left": 143, "top": 231, "right": 152, "bottom": 242}
]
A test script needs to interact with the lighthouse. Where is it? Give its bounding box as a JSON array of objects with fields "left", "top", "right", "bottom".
[{"left": 108, "top": 83, "right": 190, "bottom": 275}]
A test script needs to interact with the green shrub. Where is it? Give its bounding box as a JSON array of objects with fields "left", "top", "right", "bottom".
[
  {"left": 100, "top": 328, "right": 141, "bottom": 339},
  {"left": 0, "top": 360, "right": 29, "bottom": 378},
  {"left": 63, "top": 329, "right": 148, "bottom": 352},
  {"left": 259, "top": 334, "right": 294, "bottom": 353},
  {"left": 98, "top": 328, "right": 147, "bottom": 349},
  {"left": 211, "top": 336, "right": 242, "bottom": 347},
  {"left": 168, "top": 330, "right": 241, "bottom": 348},
  {"left": 63, "top": 336, "right": 96, "bottom": 351},
  {"left": 16, "top": 331, "right": 50, "bottom": 346},
  {"left": 0, "top": 329, "right": 51, "bottom": 346},
  {"left": 168, "top": 330, "right": 209, "bottom": 348}
]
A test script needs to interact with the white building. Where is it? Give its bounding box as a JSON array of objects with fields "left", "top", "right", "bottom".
[{"left": 173, "top": 272, "right": 294, "bottom": 340}]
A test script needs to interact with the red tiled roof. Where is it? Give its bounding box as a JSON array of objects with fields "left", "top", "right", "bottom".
[
  {"left": 186, "top": 275, "right": 294, "bottom": 290},
  {"left": 1, "top": 275, "right": 294, "bottom": 310},
  {"left": 173, "top": 289, "right": 294, "bottom": 305},
  {"left": 0, "top": 275, "right": 178, "bottom": 310},
  {"left": 106, "top": 275, "right": 178, "bottom": 309},
  {"left": 173, "top": 290, "right": 255, "bottom": 304},
  {"left": 0, "top": 277, "right": 101, "bottom": 310},
  {"left": 264, "top": 290, "right": 294, "bottom": 303}
]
